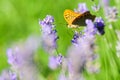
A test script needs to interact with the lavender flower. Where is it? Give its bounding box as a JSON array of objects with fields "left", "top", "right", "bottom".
[
  {"left": 71, "top": 31, "right": 80, "bottom": 46},
  {"left": 6, "top": 35, "right": 40, "bottom": 80},
  {"left": 71, "top": 18, "right": 104, "bottom": 45},
  {"left": 101, "top": 0, "right": 118, "bottom": 22},
  {"left": 86, "top": 57, "right": 100, "bottom": 73},
  {"left": 84, "top": 19, "right": 97, "bottom": 37},
  {"left": 65, "top": 19, "right": 100, "bottom": 80},
  {"left": 49, "top": 54, "right": 63, "bottom": 70},
  {"left": 101, "top": 0, "right": 109, "bottom": 8},
  {"left": 105, "top": 7, "right": 118, "bottom": 22},
  {"left": 94, "top": 17, "right": 105, "bottom": 35},
  {"left": 39, "top": 15, "right": 54, "bottom": 34},
  {"left": 39, "top": 15, "right": 59, "bottom": 54},
  {"left": 91, "top": 4, "right": 100, "bottom": 12},
  {"left": 0, "top": 70, "right": 17, "bottom": 80},
  {"left": 74, "top": 3, "right": 88, "bottom": 13},
  {"left": 7, "top": 47, "right": 23, "bottom": 67},
  {"left": 58, "top": 74, "right": 67, "bottom": 80}
]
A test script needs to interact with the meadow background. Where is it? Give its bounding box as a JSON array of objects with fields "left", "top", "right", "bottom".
[{"left": 0, "top": 0, "right": 120, "bottom": 80}]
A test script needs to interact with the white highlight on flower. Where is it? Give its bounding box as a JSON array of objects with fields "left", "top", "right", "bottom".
[{"left": 91, "top": 4, "right": 100, "bottom": 12}]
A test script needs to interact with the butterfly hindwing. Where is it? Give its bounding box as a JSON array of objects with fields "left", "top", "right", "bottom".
[{"left": 72, "top": 11, "right": 96, "bottom": 26}]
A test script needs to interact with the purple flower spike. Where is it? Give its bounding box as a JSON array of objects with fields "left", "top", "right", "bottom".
[
  {"left": 39, "top": 15, "right": 58, "bottom": 53},
  {"left": 67, "top": 18, "right": 100, "bottom": 79},
  {"left": 71, "top": 20, "right": 98, "bottom": 46},
  {"left": 57, "top": 54, "right": 63, "bottom": 65},
  {"left": 49, "top": 54, "right": 63, "bottom": 70},
  {"left": 39, "top": 15, "right": 54, "bottom": 25},
  {"left": 58, "top": 74, "right": 67, "bottom": 80},
  {"left": 0, "top": 70, "right": 17, "bottom": 80},
  {"left": 6, "top": 35, "right": 40, "bottom": 80},
  {"left": 9, "top": 70, "right": 17, "bottom": 80},
  {"left": 44, "top": 15, "right": 54, "bottom": 23},
  {"left": 101, "top": 0, "right": 109, "bottom": 7},
  {"left": 74, "top": 3, "right": 88, "bottom": 13},
  {"left": 94, "top": 17, "right": 105, "bottom": 35},
  {"left": 39, "top": 15, "right": 55, "bottom": 35},
  {"left": 85, "top": 19, "right": 97, "bottom": 37},
  {"left": 106, "top": 7, "right": 118, "bottom": 22},
  {"left": 49, "top": 56, "right": 58, "bottom": 70},
  {"left": 7, "top": 47, "right": 22, "bottom": 67},
  {"left": 101, "top": 0, "right": 118, "bottom": 22},
  {"left": 71, "top": 31, "right": 82, "bottom": 46}
]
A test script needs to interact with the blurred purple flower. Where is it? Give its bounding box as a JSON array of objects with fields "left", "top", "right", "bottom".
[
  {"left": 39, "top": 15, "right": 59, "bottom": 54},
  {"left": 71, "top": 19, "right": 98, "bottom": 47},
  {"left": 71, "top": 31, "right": 80, "bottom": 46},
  {"left": 49, "top": 56, "right": 58, "bottom": 69},
  {"left": 6, "top": 35, "right": 40, "bottom": 80},
  {"left": 0, "top": 70, "right": 17, "bottom": 80},
  {"left": 84, "top": 19, "right": 97, "bottom": 37},
  {"left": 49, "top": 54, "right": 63, "bottom": 70},
  {"left": 105, "top": 7, "right": 118, "bottom": 22},
  {"left": 101, "top": 0, "right": 109, "bottom": 7},
  {"left": 58, "top": 74, "right": 67, "bottom": 80},
  {"left": 91, "top": 4, "right": 100, "bottom": 12},
  {"left": 66, "top": 19, "right": 100, "bottom": 79},
  {"left": 56, "top": 54, "right": 63, "bottom": 65},
  {"left": 74, "top": 3, "right": 88, "bottom": 13},
  {"left": 94, "top": 17, "right": 105, "bottom": 35},
  {"left": 101, "top": 0, "right": 118, "bottom": 22},
  {"left": 71, "top": 19, "right": 105, "bottom": 46},
  {"left": 7, "top": 47, "right": 23, "bottom": 67}
]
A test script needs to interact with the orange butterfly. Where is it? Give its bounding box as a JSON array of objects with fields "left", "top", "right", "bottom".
[{"left": 63, "top": 9, "right": 96, "bottom": 28}]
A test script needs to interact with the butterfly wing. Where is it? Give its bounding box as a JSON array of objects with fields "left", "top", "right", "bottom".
[
  {"left": 64, "top": 9, "right": 81, "bottom": 26},
  {"left": 72, "top": 11, "right": 96, "bottom": 26}
]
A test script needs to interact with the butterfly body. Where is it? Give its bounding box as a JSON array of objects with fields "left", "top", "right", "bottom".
[{"left": 64, "top": 9, "right": 96, "bottom": 28}]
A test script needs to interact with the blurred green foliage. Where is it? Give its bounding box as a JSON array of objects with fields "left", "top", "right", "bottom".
[{"left": 0, "top": 0, "right": 84, "bottom": 71}]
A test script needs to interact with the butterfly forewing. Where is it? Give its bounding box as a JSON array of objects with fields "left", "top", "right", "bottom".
[{"left": 64, "top": 9, "right": 81, "bottom": 26}]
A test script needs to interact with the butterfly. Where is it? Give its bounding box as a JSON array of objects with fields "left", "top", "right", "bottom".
[{"left": 63, "top": 9, "right": 96, "bottom": 28}]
